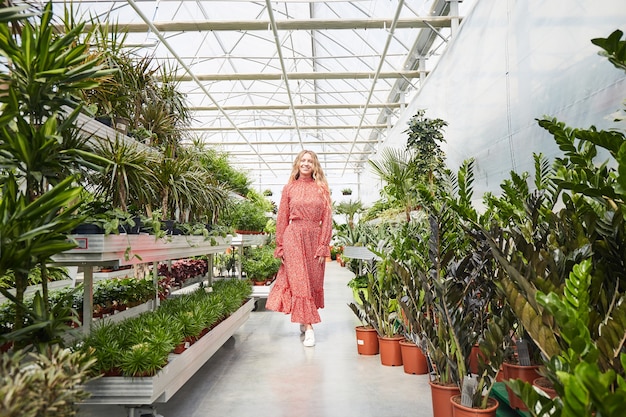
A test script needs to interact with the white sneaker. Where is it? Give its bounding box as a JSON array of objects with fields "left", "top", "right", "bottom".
[{"left": 303, "top": 329, "right": 315, "bottom": 347}]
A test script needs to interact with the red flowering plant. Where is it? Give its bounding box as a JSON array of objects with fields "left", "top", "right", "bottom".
[{"left": 157, "top": 258, "right": 209, "bottom": 287}]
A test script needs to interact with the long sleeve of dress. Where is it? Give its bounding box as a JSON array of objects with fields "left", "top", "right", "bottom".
[
  {"left": 273, "top": 184, "right": 291, "bottom": 259},
  {"left": 314, "top": 197, "right": 332, "bottom": 258}
]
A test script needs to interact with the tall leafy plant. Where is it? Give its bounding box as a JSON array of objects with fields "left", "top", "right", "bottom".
[
  {"left": 481, "top": 29, "right": 626, "bottom": 413},
  {"left": 405, "top": 109, "right": 448, "bottom": 192},
  {"left": 89, "top": 137, "right": 159, "bottom": 213},
  {"left": 0, "top": 2, "right": 111, "bottom": 347},
  {"left": 396, "top": 161, "right": 512, "bottom": 408}
]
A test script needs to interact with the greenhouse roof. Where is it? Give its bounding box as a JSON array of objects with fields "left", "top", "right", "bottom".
[{"left": 52, "top": 0, "right": 474, "bottom": 192}]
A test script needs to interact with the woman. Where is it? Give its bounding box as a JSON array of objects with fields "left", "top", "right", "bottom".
[{"left": 266, "top": 150, "right": 333, "bottom": 347}]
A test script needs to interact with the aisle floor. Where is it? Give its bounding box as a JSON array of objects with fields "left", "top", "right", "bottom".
[{"left": 79, "top": 261, "right": 433, "bottom": 417}]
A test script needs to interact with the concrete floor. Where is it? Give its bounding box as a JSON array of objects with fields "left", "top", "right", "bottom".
[{"left": 78, "top": 261, "right": 434, "bottom": 417}]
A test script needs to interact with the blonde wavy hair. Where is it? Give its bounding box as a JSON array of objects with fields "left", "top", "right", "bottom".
[{"left": 288, "top": 150, "right": 331, "bottom": 206}]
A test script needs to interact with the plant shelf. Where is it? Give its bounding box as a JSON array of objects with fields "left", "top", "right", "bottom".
[
  {"left": 82, "top": 297, "right": 254, "bottom": 405},
  {"left": 251, "top": 281, "right": 273, "bottom": 299},
  {"left": 50, "top": 234, "right": 233, "bottom": 334},
  {"left": 52, "top": 234, "right": 233, "bottom": 267},
  {"left": 231, "top": 233, "right": 269, "bottom": 247},
  {"left": 92, "top": 300, "right": 155, "bottom": 325},
  {"left": 231, "top": 233, "right": 270, "bottom": 280}
]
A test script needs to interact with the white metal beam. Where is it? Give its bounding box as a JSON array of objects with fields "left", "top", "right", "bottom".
[
  {"left": 92, "top": 17, "right": 456, "bottom": 33},
  {"left": 189, "top": 103, "right": 403, "bottom": 111},
  {"left": 172, "top": 70, "right": 424, "bottom": 81},
  {"left": 343, "top": 0, "right": 405, "bottom": 175},
  {"left": 189, "top": 124, "right": 387, "bottom": 131}
]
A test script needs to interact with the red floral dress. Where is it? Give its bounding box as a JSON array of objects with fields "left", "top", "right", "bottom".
[{"left": 266, "top": 177, "right": 332, "bottom": 324}]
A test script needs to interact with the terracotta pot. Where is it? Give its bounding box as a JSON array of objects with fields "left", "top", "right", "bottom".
[
  {"left": 185, "top": 335, "right": 199, "bottom": 345},
  {"left": 355, "top": 326, "right": 379, "bottom": 355},
  {"left": 429, "top": 380, "right": 461, "bottom": 417},
  {"left": 102, "top": 367, "right": 123, "bottom": 377},
  {"left": 533, "top": 376, "right": 558, "bottom": 399},
  {"left": 502, "top": 362, "right": 541, "bottom": 411},
  {"left": 450, "top": 395, "right": 498, "bottom": 417},
  {"left": 495, "top": 365, "right": 505, "bottom": 382},
  {"left": 378, "top": 335, "right": 404, "bottom": 366},
  {"left": 173, "top": 342, "right": 188, "bottom": 354},
  {"left": 399, "top": 339, "right": 428, "bottom": 375},
  {"left": 468, "top": 344, "right": 486, "bottom": 375}
]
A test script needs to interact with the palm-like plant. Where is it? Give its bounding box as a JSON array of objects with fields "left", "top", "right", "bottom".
[
  {"left": 334, "top": 199, "right": 364, "bottom": 228},
  {"left": 368, "top": 147, "right": 417, "bottom": 222},
  {"left": 140, "top": 147, "right": 230, "bottom": 224},
  {"left": 89, "top": 137, "right": 159, "bottom": 213}
]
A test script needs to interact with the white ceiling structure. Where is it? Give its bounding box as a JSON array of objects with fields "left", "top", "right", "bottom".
[{"left": 53, "top": 0, "right": 475, "bottom": 195}]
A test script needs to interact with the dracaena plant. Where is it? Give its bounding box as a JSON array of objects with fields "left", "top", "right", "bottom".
[{"left": 0, "top": 3, "right": 112, "bottom": 349}]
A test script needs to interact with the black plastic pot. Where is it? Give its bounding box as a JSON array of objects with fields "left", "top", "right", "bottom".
[{"left": 72, "top": 223, "right": 104, "bottom": 234}]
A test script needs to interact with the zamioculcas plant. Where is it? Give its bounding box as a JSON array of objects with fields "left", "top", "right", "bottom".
[
  {"left": 508, "top": 260, "right": 626, "bottom": 416},
  {"left": 482, "top": 29, "right": 626, "bottom": 413},
  {"left": 394, "top": 160, "right": 513, "bottom": 410}
]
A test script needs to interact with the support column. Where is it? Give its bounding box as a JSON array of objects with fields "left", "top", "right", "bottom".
[
  {"left": 447, "top": 0, "right": 461, "bottom": 38},
  {"left": 82, "top": 265, "right": 93, "bottom": 335},
  {"left": 153, "top": 261, "right": 159, "bottom": 308}
]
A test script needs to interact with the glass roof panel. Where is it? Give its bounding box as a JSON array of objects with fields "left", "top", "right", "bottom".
[{"left": 51, "top": 0, "right": 475, "bottom": 194}]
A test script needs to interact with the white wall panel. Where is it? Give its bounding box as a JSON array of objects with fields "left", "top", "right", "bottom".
[{"left": 365, "top": 0, "right": 626, "bottom": 206}]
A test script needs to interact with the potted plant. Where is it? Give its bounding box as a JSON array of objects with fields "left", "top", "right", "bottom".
[
  {"left": 341, "top": 188, "right": 352, "bottom": 196},
  {"left": 334, "top": 200, "right": 364, "bottom": 229},
  {"left": 227, "top": 199, "right": 268, "bottom": 234},
  {"left": 347, "top": 280, "right": 379, "bottom": 356},
  {"left": 508, "top": 259, "right": 626, "bottom": 416},
  {"left": 118, "top": 325, "right": 174, "bottom": 377},
  {"left": 88, "top": 137, "right": 159, "bottom": 215},
  {"left": 0, "top": 344, "right": 97, "bottom": 417},
  {"left": 481, "top": 35, "right": 626, "bottom": 411},
  {"left": 346, "top": 272, "right": 368, "bottom": 305},
  {"left": 394, "top": 255, "right": 429, "bottom": 376},
  {"left": 401, "top": 174, "right": 505, "bottom": 416},
  {"left": 241, "top": 245, "right": 281, "bottom": 285},
  {"left": 354, "top": 253, "right": 405, "bottom": 366},
  {"left": 0, "top": 3, "right": 112, "bottom": 350}
]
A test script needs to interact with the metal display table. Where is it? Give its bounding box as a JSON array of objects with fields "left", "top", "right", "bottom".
[
  {"left": 51, "top": 234, "right": 232, "bottom": 333},
  {"left": 82, "top": 298, "right": 255, "bottom": 417},
  {"left": 49, "top": 233, "right": 246, "bottom": 417},
  {"left": 342, "top": 245, "right": 380, "bottom": 261},
  {"left": 230, "top": 233, "right": 270, "bottom": 279},
  {"left": 342, "top": 245, "right": 381, "bottom": 275}
]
